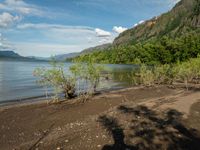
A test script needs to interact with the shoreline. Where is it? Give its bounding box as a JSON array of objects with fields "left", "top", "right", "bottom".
[
  {"left": 1, "top": 85, "right": 200, "bottom": 150},
  {"left": 0, "top": 85, "right": 132, "bottom": 109}
]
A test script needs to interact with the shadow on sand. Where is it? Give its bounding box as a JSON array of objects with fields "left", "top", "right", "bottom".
[{"left": 98, "top": 105, "right": 200, "bottom": 150}]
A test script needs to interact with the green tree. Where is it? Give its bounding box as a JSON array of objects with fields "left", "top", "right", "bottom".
[{"left": 33, "top": 61, "right": 76, "bottom": 100}]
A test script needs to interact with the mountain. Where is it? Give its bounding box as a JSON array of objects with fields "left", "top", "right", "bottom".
[
  {"left": 75, "top": 0, "right": 200, "bottom": 64},
  {"left": 53, "top": 52, "right": 80, "bottom": 61},
  {"left": 114, "top": 0, "right": 200, "bottom": 45},
  {"left": 0, "top": 51, "right": 45, "bottom": 61},
  {"left": 52, "top": 43, "right": 112, "bottom": 61},
  {"left": 80, "top": 43, "right": 112, "bottom": 54},
  {"left": 0, "top": 51, "right": 21, "bottom": 58}
]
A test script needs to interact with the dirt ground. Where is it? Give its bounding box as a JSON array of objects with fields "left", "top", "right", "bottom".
[{"left": 0, "top": 86, "right": 200, "bottom": 150}]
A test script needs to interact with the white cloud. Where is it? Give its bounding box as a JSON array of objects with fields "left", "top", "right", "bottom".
[
  {"left": 4, "top": 23, "right": 117, "bottom": 56},
  {"left": 98, "top": 39, "right": 107, "bottom": 43},
  {"left": 12, "top": 42, "right": 88, "bottom": 57},
  {"left": 132, "top": 20, "right": 145, "bottom": 28},
  {"left": 0, "top": 12, "right": 21, "bottom": 28},
  {"left": 134, "top": 23, "right": 138, "bottom": 27},
  {"left": 169, "top": 0, "right": 180, "bottom": 5},
  {"left": 95, "top": 28, "right": 111, "bottom": 37},
  {"left": 0, "top": 0, "right": 45, "bottom": 16},
  {"left": 0, "top": 33, "right": 13, "bottom": 50},
  {"left": 17, "top": 23, "right": 94, "bottom": 31},
  {"left": 0, "top": 33, "right": 2, "bottom": 46},
  {"left": 138, "top": 20, "right": 145, "bottom": 24},
  {"left": 113, "top": 26, "right": 127, "bottom": 34}
]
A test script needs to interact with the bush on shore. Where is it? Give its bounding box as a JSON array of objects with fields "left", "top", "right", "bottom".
[
  {"left": 70, "top": 56, "right": 104, "bottom": 101},
  {"left": 131, "top": 57, "right": 200, "bottom": 90},
  {"left": 33, "top": 60, "right": 76, "bottom": 101},
  {"left": 33, "top": 57, "right": 104, "bottom": 102}
]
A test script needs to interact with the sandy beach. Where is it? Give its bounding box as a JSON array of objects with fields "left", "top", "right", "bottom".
[{"left": 0, "top": 86, "right": 200, "bottom": 150}]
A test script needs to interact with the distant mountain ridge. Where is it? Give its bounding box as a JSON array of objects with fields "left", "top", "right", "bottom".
[
  {"left": 80, "top": 43, "right": 112, "bottom": 55},
  {"left": 0, "top": 51, "right": 44, "bottom": 61},
  {"left": 0, "top": 51, "right": 21, "bottom": 58},
  {"left": 114, "top": 0, "right": 200, "bottom": 45},
  {"left": 53, "top": 52, "right": 80, "bottom": 61},
  {"left": 52, "top": 43, "right": 112, "bottom": 61}
]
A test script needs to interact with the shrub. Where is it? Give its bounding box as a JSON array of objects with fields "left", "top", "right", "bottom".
[
  {"left": 33, "top": 61, "right": 76, "bottom": 100},
  {"left": 174, "top": 57, "right": 200, "bottom": 89},
  {"left": 70, "top": 57, "right": 104, "bottom": 96},
  {"left": 130, "top": 57, "right": 200, "bottom": 89},
  {"left": 154, "top": 64, "right": 175, "bottom": 85},
  {"left": 132, "top": 64, "right": 155, "bottom": 86},
  {"left": 34, "top": 57, "right": 106, "bottom": 102}
]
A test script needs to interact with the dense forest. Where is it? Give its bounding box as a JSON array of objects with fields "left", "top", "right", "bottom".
[{"left": 75, "top": 31, "right": 200, "bottom": 65}]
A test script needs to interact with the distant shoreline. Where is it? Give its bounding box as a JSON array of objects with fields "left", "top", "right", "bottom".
[{"left": 0, "top": 57, "right": 49, "bottom": 62}]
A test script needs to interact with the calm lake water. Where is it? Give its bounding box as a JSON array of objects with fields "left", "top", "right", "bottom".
[{"left": 0, "top": 60, "right": 135, "bottom": 104}]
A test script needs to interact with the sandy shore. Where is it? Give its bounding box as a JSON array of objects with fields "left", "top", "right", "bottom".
[{"left": 0, "top": 86, "right": 200, "bottom": 150}]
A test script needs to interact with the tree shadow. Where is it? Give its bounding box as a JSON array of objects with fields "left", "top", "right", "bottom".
[{"left": 98, "top": 105, "right": 200, "bottom": 150}]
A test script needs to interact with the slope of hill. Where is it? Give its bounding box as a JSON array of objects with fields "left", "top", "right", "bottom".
[
  {"left": 75, "top": 0, "right": 200, "bottom": 64},
  {"left": 53, "top": 52, "right": 80, "bottom": 61},
  {"left": 80, "top": 43, "right": 112, "bottom": 54},
  {"left": 0, "top": 51, "right": 45, "bottom": 61},
  {"left": 114, "top": 0, "right": 200, "bottom": 45},
  {"left": 0, "top": 51, "right": 21, "bottom": 58},
  {"left": 51, "top": 43, "right": 111, "bottom": 61}
]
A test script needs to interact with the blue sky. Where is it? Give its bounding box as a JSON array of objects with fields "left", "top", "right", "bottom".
[{"left": 0, "top": 0, "right": 179, "bottom": 57}]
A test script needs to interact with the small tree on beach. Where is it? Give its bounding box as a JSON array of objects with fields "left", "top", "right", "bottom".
[
  {"left": 34, "top": 57, "right": 105, "bottom": 102},
  {"left": 70, "top": 56, "right": 104, "bottom": 95},
  {"left": 33, "top": 60, "right": 76, "bottom": 101}
]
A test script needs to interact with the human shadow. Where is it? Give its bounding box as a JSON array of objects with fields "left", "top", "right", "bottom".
[
  {"left": 98, "top": 115, "right": 136, "bottom": 150},
  {"left": 98, "top": 105, "right": 200, "bottom": 150}
]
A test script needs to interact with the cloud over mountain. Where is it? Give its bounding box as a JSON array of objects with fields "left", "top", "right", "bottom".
[
  {"left": 95, "top": 28, "right": 111, "bottom": 37},
  {"left": 113, "top": 26, "right": 127, "bottom": 33}
]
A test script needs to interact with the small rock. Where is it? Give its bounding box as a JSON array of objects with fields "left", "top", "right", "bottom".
[
  {"left": 97, "top": 145, "right": 101, "bottom": 148},
  {"left": 65, "top": 139, "right": 69, "bottom": 143},
  {"left": 57, "top": 127, "right": 62, "bottom": 131},
  {"left": 57, "top": 147, "right": 61, "bottom": 150}
]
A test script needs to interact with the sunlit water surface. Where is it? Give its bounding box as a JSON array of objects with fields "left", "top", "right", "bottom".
[{"left": 0, "top": 60, "right": 136, "bottom": 104}]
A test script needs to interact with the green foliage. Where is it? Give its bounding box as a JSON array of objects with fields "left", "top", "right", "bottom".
[
  {"left": 71, "top": 56, "right": 104, "bottom": 95},
  {"left": 154, "top": 64, "right": 175, "bottom": 85},
  {"left": 129, "top": 57, "right": 200, "bottom": 89},
  {"left": 173, "top": 56, "right": 200, "bottom": 89},
  {"left": 74, "top": 32, "right": 200, "bottom": 65},
  {"left": 131, "top": 64, "right": 174, "bottom": 86},
  {"left": 134, "top": 64, "right": 155, "bottom": 86},
  {"left": 33, "top": 61, "right": 76, "bottom": 100},
  {"left": 193, "top": 0, "right": 200, "bottom": 15},
  {"left": 34, "top": 58, "right": 105, "bottom": 101}
]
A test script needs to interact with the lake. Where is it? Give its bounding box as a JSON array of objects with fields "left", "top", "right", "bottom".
[{"left": 0, "top": 60, "right": 135, "bottom": 104}]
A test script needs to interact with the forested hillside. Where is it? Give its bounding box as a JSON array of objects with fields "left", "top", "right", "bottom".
[{"left": 75, "top": 0, "right": 200, "bottom": 64}]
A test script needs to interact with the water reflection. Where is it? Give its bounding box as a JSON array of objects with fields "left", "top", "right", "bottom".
[{"left": 0, "top": 61, "right": 136, "bottom": 103}]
